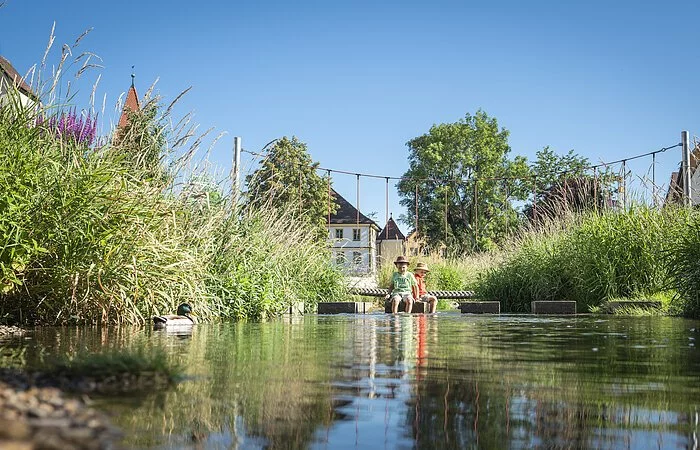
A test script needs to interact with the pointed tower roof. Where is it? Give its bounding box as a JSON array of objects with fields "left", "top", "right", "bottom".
[
  {"left": 377, "top": 215, "right": 406, "bottom": 241},
  {"left": 117, "top": 79, "right": 140, "bottom": 130}
]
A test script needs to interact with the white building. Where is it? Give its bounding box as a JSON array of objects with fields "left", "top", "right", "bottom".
[
  {"left": 328, "top": 189, "right": 379, "bottom": 274},
  {"left": 0, "top": 56, "right": 38, "bottom": 109}
]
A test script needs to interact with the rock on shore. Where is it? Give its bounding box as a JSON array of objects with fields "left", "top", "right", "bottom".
[{"left": 0, "top": 376, "right": 121, "bottom": 450}]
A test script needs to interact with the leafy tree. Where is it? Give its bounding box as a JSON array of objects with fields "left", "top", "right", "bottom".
[
  {"left": 524, "top": 147, "right": 617, "bottom": 221},
  {"left": 397, "top": 111, "right": 530, "bottom": 252},
  {"left": 245, "top": 136, "right": 336, "bottom": 239}
]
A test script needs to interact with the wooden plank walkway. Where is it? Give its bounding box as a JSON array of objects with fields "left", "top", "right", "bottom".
[{"left": 349, "top": 287, "right": 476, "bottom": 299}]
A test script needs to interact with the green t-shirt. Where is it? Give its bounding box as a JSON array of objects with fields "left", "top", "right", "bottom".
[{"left": 391, "top": 271, "right": 417, "bottom": 295}]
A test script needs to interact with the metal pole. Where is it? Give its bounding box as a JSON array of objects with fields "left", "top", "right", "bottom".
[
  {"left": 562, "top": 172, "right": 568, "bottom": 212},
  {"left": 356, "top": 174, "right": 360, "bottom": 225},
  {"left": 532, "top": 176, "right": 537, "bottom": 221},
  {"left": 415, "top": 182, "right": 419, "bottom": 234},
  {"left": 385, "top": 177, "right": 389, "bottom": 226},
  {"left": 593, "top": 167, "right": 598, "bottom": 213},
  {"left": 327, "top": 170, "right": 331, "bottom": 228},
  {"left": 652, "top": 152, "right": 656, "bottom": 207},
  {"left": 473, "top": 181, "right": 478, "bottom": 244},
  {"left": 232, "top": 136, "right": 241, "bottom": 204},
  {"left": 444, "top": 185, "right": 448, "bottom": 243},
  {"left": 621, "top": 160, "right": 626, "bottom": 211},
  {"left": 682, "top": 130, "right": 692, "bottom": 206},
  {"left": 504, "top": 181, "right": 509, "bottom": 232}
]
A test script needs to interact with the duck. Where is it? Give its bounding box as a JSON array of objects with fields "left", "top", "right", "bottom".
[{"left": 153, "top": 303, "right": 197, "bottom": 329}]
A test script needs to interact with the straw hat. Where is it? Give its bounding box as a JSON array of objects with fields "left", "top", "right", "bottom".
[
  {"left": 414, "top": 262, "right": 430, "bottom": 272},
  {"left": 393, "top": 256, "right": 410, "bottom": 266}
]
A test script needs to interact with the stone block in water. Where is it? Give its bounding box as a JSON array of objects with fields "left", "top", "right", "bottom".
[
  {"left": 317, "top": 302, "right": 373, "bottom": 314},
  {"left": 383, "top": 300, "right": 427, "bottom": 313},
  {"left": 459, "top": 301, "right": 500, "bottom": 314},
  {"left": 531, "top": 301, "right": 576, "bottom": 314}
]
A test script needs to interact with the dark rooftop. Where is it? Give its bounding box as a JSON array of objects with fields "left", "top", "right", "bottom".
[
  {"left": 330, "top": 189, "right": 379, "bottom": 228},
  {"left": 0, "top": 56, "right": 36, "bottom": 99},
  {"left": 377, "top": 216, "right": 405, "bottom": 241}
]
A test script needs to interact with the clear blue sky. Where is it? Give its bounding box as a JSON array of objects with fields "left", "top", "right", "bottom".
[{"left": 1, "top": 0, "right": 698, "bottom": 232}]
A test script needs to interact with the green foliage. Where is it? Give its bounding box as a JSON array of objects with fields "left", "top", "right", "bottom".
[
  {"left": 665, "top": 209, "right": 700, "bottom": 317},
  {"left": 524, "top": 147, "right": 618, "bottom": 221},
  {"left": 0, "top": 70, "right": 344, "bottom": 325},
  {"left": 245, "top": 136, "right": 337, "bottom": 240},
  {"left": 477, "top": 207, "right": 693, "bottom": 314},
  {"left": 397, "top": 110, "right": 531, "bottom": 253}
]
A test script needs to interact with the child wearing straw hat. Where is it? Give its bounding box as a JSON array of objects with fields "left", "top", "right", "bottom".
[
  {"left": 413, "top": 262, "right": 437, "bottom": 313},
  {"left": 387, "top": 256, "right": 419, "bottom": 313}
]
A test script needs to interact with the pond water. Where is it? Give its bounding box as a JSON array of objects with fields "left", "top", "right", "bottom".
[{"left": 8, "top": 313, "right": 700, "bottom": 449}]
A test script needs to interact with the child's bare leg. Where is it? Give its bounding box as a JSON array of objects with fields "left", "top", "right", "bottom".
[
  {"left": 428, "top": 295, "right": 437, "bottom": 313},
  {"left": 404, "top": 296, "right": 414, "bottom": 313},
  {"left": 391, "top": 295, "right": 401, "bottom": 314}
]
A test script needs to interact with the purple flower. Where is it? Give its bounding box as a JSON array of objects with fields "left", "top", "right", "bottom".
[{"left": 35, "top": 108, "right": 97, "bottom": 146}]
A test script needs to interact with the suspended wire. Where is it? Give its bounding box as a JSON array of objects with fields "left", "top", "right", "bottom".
[{"left": 240, "top": 142, "right": 682, "bottom": 185}]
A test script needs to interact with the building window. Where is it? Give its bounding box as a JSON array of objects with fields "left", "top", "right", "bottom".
[
  {"left": 335, "top": 228, "right": 344, "bottom": 239},
  {"left": 353, "top": 229, "right": 361, "bottom": 241},
  {"left": 336, "top": 252, "right": 346, "bottom": 265},
  {"left": 353, "top": 251, "right": 362, "bottom": 266}
]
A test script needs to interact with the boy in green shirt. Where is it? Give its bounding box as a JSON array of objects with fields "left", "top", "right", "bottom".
[{"left": 387, "top": 256, "right": 419, "bottom": 313}]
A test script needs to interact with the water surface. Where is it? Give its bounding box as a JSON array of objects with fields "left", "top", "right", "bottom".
[{"left": 9, "top": 313, "right": 700, "bottom": 449}]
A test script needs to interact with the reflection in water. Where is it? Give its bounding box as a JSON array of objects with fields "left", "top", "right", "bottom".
[{"left": 10, "top": 314, "right": 700, "bottom": 449}]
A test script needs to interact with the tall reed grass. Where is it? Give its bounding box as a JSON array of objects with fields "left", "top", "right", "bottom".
[
  {"left": 476, "top": 206, "right": 696, "bottom": 315},
  {"left": 0, "top": 56, "right": 344, "bottom": 325},
  {"left": 664, "top": 209, "right": 700, "bottom": 317}
]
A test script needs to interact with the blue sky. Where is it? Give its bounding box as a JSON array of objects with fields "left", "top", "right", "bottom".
[{"left": 1, "top": 0, "right": 698, "bottom": 232}]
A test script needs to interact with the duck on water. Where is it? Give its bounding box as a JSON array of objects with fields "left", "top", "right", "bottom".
[{"left": 153, "top": 303, "right": 197, "bottom": 329}]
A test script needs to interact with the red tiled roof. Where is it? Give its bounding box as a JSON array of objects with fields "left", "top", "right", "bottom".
[
  {"left": 0, "top": 56, "right": 37, "bottom": 99},
  {"left": 117, "top": 84, "right": 140, "bottom": 129}
]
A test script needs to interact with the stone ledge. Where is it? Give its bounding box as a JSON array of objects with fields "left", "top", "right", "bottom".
[
  {"left": 318, "top": 302, "right": 373, "bottom": 314},
  {"left": 531, "top": 301, "right": 577, "bottom": 315},
  {"left": 383, "top": 300, "right": 427, "bottom": 313},
  {"left": 459, "top": 302, "right": 500, "bottom": 314}
]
